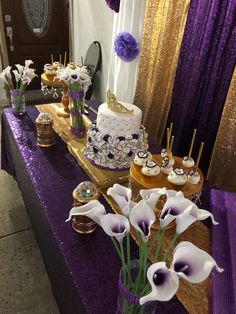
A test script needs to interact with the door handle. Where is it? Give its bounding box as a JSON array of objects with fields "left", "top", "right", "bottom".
[{"left": 6, "top": 26, "right": 14, "bottom": 51}]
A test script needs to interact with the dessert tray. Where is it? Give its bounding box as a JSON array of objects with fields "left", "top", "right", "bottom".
[{"left": 130, "top": 155, "right": 203, "bottom": 202}]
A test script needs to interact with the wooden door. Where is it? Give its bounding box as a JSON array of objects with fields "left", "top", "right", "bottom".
[{"left": 1, "top": 0, "right": 69, "bottom": 89}]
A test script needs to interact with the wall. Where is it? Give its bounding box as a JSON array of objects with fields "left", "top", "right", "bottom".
[
  {"left": 0, "top": 1, "right": 9, "bottom": 106},
  {"left": 70, "top": 0, "right": 114, "bottom": 102}
]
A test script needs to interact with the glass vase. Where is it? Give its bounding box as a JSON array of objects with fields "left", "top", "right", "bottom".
[
  {"left": 10, "top": 89, "right": 25, "bottom": 116},
  {"left": 116, "top": 260, "right": 156, "bottom": 314},
  {"left": 68, "top": 89, "right": 85, "bottom": 137}
]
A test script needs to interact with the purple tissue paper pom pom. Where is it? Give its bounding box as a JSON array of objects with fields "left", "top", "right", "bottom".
[
  {"left": 105, "top": 0, "right": 120, "bottom": 13},
  {"left": 114, "top": 32, "right": 139, "bottom": 62}
]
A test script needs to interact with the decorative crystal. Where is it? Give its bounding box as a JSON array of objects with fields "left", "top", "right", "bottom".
[
  {"left": 74, "top": 181, "right": 99, "bottom": 202},
  {"left": 36, "top": 112, "right": 52, "bottom": 123}
]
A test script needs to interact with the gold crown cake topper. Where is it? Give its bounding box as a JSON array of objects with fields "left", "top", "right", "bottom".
[{"left": 106, "top": 89, "right": 134, "bottom": 114}]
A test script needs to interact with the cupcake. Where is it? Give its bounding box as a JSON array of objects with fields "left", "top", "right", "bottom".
[
  {"left": 188, "top": 170, "right": 200, "bottom": 184},
  {"left": 134, "top": 150, "right": 151, "bottom": 166},
  {"left": 141, "top": 160, "right": 160, "bottom": 176},
  {"left": 168, "top": 168, "right": 187, "bottom": 185},
  {"left": 182, "top": 156, "right": 195, "bottom": 168}
]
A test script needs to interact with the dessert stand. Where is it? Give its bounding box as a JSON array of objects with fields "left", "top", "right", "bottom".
[
  {"left": 41, "top": 73, "right": 69, "bottom": 117},
  {"left": 130, "top": 155, "right": 203, "bottom": 202}
]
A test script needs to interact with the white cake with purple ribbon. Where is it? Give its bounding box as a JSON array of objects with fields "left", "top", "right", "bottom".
[{"left": 85, "top": 90, "right": 146, "bottom": 169}]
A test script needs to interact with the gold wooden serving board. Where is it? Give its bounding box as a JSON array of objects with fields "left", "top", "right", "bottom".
[{"left": 36, "top": 103, "right": 129, "bottom": 188}]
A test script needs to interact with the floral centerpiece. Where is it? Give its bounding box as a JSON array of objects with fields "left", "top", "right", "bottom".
[
  {"left": 56, "top": 66, "right": 91, "bottom": 137},
  {"left": 0, "top": 60, "right": 37, "bottom": 115},
  {"left": 66, "top": 184, "right": 223, "bottom": 313}
]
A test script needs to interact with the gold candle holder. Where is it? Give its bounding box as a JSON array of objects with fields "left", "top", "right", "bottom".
[
  {"left": 72, "top": 181, "right": 100, "bottom": 234},
  {"left": 36, "top": 113, "right": 54, "bottom": 147}
]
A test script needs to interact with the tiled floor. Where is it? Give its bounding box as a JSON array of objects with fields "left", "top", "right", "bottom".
[{"left": 0, "top": 170, "right": 59, "bottom": 314}]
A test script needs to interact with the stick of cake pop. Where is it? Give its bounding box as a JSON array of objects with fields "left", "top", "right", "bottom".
[
  {"left": 59, "top": 54, "right": 62, "bottom": 65},
  {"left": 51, "top": 54, "right": 53, "bottom": 65},
  {"left": 81, "top": 56, "right": 84, "bottom": 66},
  {"left": 64, "top": 51, "right": 67, "bottom": 67},
  {"left": 195, "top": 142, "right": 204, "bottom": 169},
  {"left": 188, "top": 129, "right": 197, "bottom": 158},
  {"left": 169, "top": 123, "right": 173, "bottom": 138},
  {"left": 167, "top": 128, "right": 170, "bottom": 158},
  {"left": 170, "top": 135, "right": 174, "bottom": 153}
]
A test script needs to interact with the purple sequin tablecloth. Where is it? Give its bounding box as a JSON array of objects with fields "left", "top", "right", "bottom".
[{"left": 1, "top": 104, "right": 188, "bottom": 314}]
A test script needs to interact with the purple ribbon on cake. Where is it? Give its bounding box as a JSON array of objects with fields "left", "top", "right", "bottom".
[
  {"left": 68, "top": 90, "right": 84, "bottom": 99},
  {"left": 10, "top": 90, "right": 22, "bottom": 97}
]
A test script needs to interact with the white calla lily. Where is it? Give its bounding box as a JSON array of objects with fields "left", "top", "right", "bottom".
[
  {"left": 0, "top": 71, "right": 7, "bottom": 83},
  {"left": 65, "top": 200, "right": 106, "bottom": 225},
  {"left": 140, "top": 262, "right": 179, "bottom": 305},
  {"left": 24, "top": 59, "right": 34, "bottom": 68},
  {"left": 172, "top": 241, "right": 224, "bottom": 283},
  {"left": 24, "top": 67, "right": 37, "bottom": 80},
  {"left": 12, "top": 70, "right": 21, "bottom": 82},
  {"left": 15, "top": 64, "right": 24, "bottom": 75},
  {"left": 139, "top": 188, "right": 166, "bottom": 209},
  {"left": 99, "top": 213, "right": 130, "bottom": 242},
  {"left": 3, "top": 66, "right": 12, "bottom": 79},
  {"left": 160, "top": 196, "right": 218, "bottom": 233},
  {"left": 107, "top": 184, "right": 133, "bottom": 216},
  {"left": 129, "top": 200, "right": 156, "bottom": 242}
]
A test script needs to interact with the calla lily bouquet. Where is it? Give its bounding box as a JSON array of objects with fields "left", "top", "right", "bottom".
[
  {"left": 0, "top": 60, "right": 37, "bottom": 92},
  {"left": 56, "top": 66, "right": 91, "bottom": 93},
  {"left": 66, "top": 184, "right": 223, "bottom": 310},
  {"left": 56, "top": 66, "right": 92, "bottom": 134}
]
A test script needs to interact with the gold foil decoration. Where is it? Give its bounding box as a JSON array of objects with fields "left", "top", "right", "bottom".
[
  {"left": 134, "top": 0, "right": 190, "bottom": 143},
  {"left": 106, "top": 90, "right": 133, "bottom": 113},
  {"left": 208, "top": 67, "right": 236, "bottom": 192}
]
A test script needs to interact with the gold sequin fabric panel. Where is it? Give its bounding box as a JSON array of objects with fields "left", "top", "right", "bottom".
[
  {"left": 134, "top": 0, "right": 190, "bottom": 143},
  {"left": 207, "top": 67, "right": 236, "bottom": 192}
]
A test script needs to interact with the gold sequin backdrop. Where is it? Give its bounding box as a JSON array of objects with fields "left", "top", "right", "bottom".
[
  {"left": 134, "top": 0, "right": 190, "bottom": 142},
  {"left": 208, "top": 67, "right": 236, "bottom": 192}
]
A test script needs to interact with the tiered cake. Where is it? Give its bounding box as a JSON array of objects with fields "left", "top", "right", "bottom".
[{"left": 85, "top": 91, "right": 145, "bottom": 170}]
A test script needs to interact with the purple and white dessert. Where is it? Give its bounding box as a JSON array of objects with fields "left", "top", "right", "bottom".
[
  {"left": 188, "top": 170, "right": 200, "bottom": 184},
  {"left": 141, "top": 160, "right": 160, "bottom": 176},
  {"left": 182, "top": 156, "right": 195, "bottom": 168},
  {"left": 168, "top": 168, "right": 187, "bottom": 185}
]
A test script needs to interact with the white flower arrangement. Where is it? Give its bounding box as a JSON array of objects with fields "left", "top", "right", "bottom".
[
  {"left": 66, "top": 184, "right": 223, "bottom": 309},
  {"left": 55, "top": 66, "right": 91, "bottom": 92},
  {"left": 0, "top": 60, "right": 37, "bottom": 91}
]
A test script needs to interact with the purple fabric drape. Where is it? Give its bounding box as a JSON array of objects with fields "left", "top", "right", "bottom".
[
  {"left": 165, "top": 0, "right": 236, "bottom": 175},
  {"left": 211, "top": 188, "right": 236, "bottom": 314}
]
